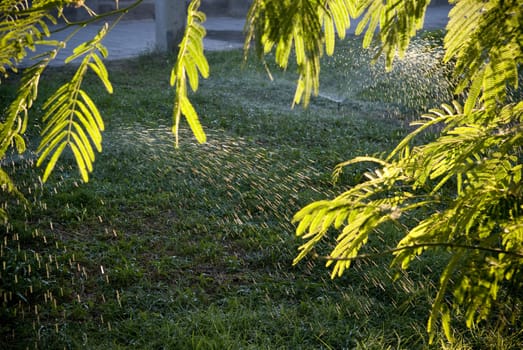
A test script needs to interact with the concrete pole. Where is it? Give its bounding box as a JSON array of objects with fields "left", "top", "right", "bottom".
[{"left": 155, "top": 0, "right": 186, "bottom": 52}]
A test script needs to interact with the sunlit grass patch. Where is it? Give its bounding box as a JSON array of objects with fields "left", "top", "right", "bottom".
[{"left": 2, "top": 35, "right": 520, "bottom": 349}]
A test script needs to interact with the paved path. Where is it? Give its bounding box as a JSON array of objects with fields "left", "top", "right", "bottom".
[{"left": 28, "top": 6, "right": 451, "bottom": 66}]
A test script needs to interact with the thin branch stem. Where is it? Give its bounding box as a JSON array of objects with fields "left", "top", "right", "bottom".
[
  {"left": 52, "top": 0, "right": 144, "bottom": 33},
  {"left": 322, "top": 242, "right": 523, "bottom": 262}
]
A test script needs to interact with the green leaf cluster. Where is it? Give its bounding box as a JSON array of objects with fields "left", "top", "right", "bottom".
[
  {"left": 2, "top": 0, "right": 523, "bottom": 343},
  {"left": 289, "top": 0, "right": 523, "bottom": 341},
  {"left": 2, "top": 0, "right": 208, "bottom": 184},
  {"left": 1, "top": 4, "right": 118, "bottom": 340},
  {"left": 356, "top": 0, "right": 431, "bottom": 67},
  {"left": 0, "top": 0, "right": 72, "bottom": 216},
  {"left": 245, "top": 0, "right": 433, "bottom": 107},
  {"left": 170, "top": 0, "right": 209, "bottom": 147},
  {"left": 246, "top": 0, "right": 351, "bottom": 106},
  {"left": 445, "top": 0, "right": 523, "bottom": 114},
  {"left": 37, "top": 23, "right": 113, "bottom": 182},
  {"left": 294, "top": 100, "right": 523, "bottom": 338},
  {"left": 0, "top": 0, "right": 62, "bottom": 79}
]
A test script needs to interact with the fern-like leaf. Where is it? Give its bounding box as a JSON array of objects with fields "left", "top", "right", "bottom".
[
  {"left": 356, "top": 0, "right": 431, "bottom": 69},
  {"left": 294, "top": 99, "right": 523, "bottom": 340},
  {"left": 171, "top": 0, "right": 209, "bottom": 147},
  {"left": 37, "top": 23, "right": 113, "bottom": 182},
  {"left": 0, "top": 1, "right": 67, "bottom": 159},
  {"left": 321, "top": 0, "right": 357, "bottom": 55},
  {"left": 0, "top": 0, "right": 57, "bottom": 80},
  {"left": 245, "top": 0, "right": 324, "bottom": 107},
  {"left": 445, "top": 0, "right": 522, "bottom": 112},
  {"left": 245, "top": 0, "right": 431, "bottom": 106}
]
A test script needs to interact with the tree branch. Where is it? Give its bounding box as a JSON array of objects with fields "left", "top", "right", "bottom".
[
  {"left": 52, "top": 0, "right": 145, "bottom": 31},
  {"left": 322, "top": 242, "right": 523, "bottom": 262}
]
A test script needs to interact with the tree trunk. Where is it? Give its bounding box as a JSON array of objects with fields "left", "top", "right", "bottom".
[{"left": 154, "top": 0, "right": 186, "bottom": 52}]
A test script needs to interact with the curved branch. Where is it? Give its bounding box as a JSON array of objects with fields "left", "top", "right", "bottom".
[
  {"left": 52, "top": 0, "right": 144, "bottom": 32},
  {"left": 322, "top": 242, "right": 523, "bottom": 262}
]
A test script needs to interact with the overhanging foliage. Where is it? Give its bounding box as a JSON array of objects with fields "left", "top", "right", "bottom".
[
  {"left": 1, "top": 0, "right": 522, "bottom": 344},
  {"left": 286, "top": 0, "right": 523, "bottom": 342}
]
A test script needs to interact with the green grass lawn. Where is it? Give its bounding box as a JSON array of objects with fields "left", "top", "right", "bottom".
[{"left": 1, "top": 36, "right": 521, "bottom": 349}]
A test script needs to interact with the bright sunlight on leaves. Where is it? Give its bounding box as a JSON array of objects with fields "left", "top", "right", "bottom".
[
  {"left": 170, "top": 0, "right": 209, "bottom": 147},
  {"left": 37, "top": 24, "right": 112, "bottom": 182},
  {"left": 2, "top": 0, "right": 523, "bottom": 344},
  {"left": 289, "top": 0, "right": 523, "bottom": 342}
]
